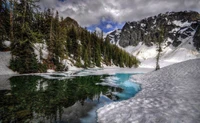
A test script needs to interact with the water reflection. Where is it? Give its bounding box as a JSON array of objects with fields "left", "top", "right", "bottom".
[{"left": 0, "top": 75, "right": 122, "bottom": 123}]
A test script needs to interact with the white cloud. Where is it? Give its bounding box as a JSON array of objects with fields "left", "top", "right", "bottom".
[
  {"left": 95, "top": 27, "right": 102, "bottom": 32},
  {"left": 106, "top": 24, "right": 113, "bottom": 29},
  {"left": 39, "top": 0, "right": 200, "bottom": 27}
]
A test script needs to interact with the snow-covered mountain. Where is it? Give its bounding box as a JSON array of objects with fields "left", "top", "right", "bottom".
[
  {"left": 106, "top": 11, "right": 200, "bottom": 68},
  {"left": 107, "top": 29, "right": 121, "bottom": 45}
]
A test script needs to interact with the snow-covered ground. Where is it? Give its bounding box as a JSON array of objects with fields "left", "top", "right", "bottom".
[
  {"left": 0, "top": 50, "right": 152, "bottom": 76},
  {"left": 0, "top": 51, "right": 17, "bottom": 75},
  {"left": 124, "top": 35, "right": 200, "bottom": 68},
  {"left": 74, "top": 67, "right": 153, "bottom": 76},
  {"left": 97, "top": 58, "right": 200, "bottom": 123},
  {"left": 0, "top": 75, "right": 11, "bottom": 90}
]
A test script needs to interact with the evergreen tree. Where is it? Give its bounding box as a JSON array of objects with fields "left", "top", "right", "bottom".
[
  {"left": 0, "top": 0, "right": 10, "bottom": 50},
  {"left": 67, "top": 27, "right": 78, "bottom": 57},
  {"left": 155, "top": 27, "right": 164, "bottom": 71},
  {"left": 10, "top": 0, "right": 40, "bottom": 73},
  {"left": 5, "top": 1, "right": 140, "bottom": 73}
]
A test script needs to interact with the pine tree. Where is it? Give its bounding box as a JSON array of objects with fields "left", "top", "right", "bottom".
[
  {"left": 10, "top": 0, "right": 40, "bottom": 73},
  {"left": 6, "top": 1, "right": 140, "bottom": 73},
  {"left": 155, "top": 27, "right": 164, "bottom": 71},
  {"left": 67, "top": 26, "right": 78, "bottom": 58},
  {"left": 0, "top": 0, "right": 10, "bottom": 49},
  {"left": 83, "top": 48, "right": 89, "bottom": 68}
]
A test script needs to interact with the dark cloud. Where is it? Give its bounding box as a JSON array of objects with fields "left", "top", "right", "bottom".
[{"left": 39, "top": 0, "right": 200, "bottom": 27}]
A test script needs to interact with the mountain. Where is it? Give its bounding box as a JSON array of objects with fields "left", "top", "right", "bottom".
[
  {"left": 107, "top": 29, "right": 121, "bottom": 45},
  {"left": 107, "top": 11, "right": 200, "bottom": 68},
  {"left": 61, "top": 17, "right": 80, "bottom": 28}
]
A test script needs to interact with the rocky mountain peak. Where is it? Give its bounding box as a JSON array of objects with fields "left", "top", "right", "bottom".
[
  {"left": 106, "top": 29, "right": 121, "bottom": 45},
  {"left": 62, "top": 17, "right": 79, "bottom": 28},
  {"left": 107, "top": 11, "right": 200, "bottom": 50}
]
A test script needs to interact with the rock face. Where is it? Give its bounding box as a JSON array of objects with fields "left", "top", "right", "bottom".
[
  {"left": 107, "top": 29, "right": 121, "bottom": 45},
  {"left": 61, "top": 17, "right": 80, "bottom": 28},
  {"left": 108, "top": 11, "right": 200, "bottom": 49},
  {"left": 193, "top": 25, "right": 200, "bottom": 50}
]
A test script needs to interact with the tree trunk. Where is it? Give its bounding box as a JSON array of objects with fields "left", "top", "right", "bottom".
[
  {"left": 155, "top": 41, "right": 161, "bottom": 71},
  {"left": 10, "top": 0, "right": 14, "bottom": 43}
]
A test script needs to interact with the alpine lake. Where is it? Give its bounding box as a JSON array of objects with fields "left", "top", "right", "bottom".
[{"left": 0, "top": 73, "right": 141, "bottom": 123}]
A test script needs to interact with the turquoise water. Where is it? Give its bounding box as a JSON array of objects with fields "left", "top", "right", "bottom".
[
  {"left": 0, "top": 73, "right": 140, "bottom": 123},
  {"left": 113, "top": 73, "right": 141, "bottom": 100}
]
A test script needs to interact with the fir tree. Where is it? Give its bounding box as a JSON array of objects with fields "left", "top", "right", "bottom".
[
  {"left": 10, "top": 0, "right": 40, "bottom": 73},
  {"left": 155, "top": 27, "right": 164, "bottom": 71},
  {"left": 0, "top": 0, "right": 10, "bottom": 48}
]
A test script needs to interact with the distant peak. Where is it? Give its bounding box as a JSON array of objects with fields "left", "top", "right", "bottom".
[{"left": 63, "top": 17, "right": 79, "bottom": 27}]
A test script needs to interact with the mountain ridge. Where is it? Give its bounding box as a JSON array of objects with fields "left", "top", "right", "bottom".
[{"left": 107, "top": 10, "right": 200, "bottom": 68}]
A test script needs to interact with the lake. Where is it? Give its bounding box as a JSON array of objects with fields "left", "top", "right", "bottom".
[{"left": 0, "top": 73, "right": 140, "bottom": 123}]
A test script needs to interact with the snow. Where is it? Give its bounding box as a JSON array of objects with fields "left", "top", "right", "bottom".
[
  {"left": 62, "top": 58, "right": 83, "bottom": 71},
  {"left": 116, "top": 29, "right": 121, "bottom": 34},
  {"left": 167, "top": 21, "right": 172, "bottom": 25},
  {"left": 3, "top": 41, "right": 11, "bottom": 47},
  {"left": 153, "top": 19, "right": 156, "bottom": 24},
  {"left": 124, "top": 32, "right": 200, "bottom": 69},
  {"left": 75, "top": 67, "right": 153, "bottom": 76},
  {"left": 0, "top": 75, "right": 11, "bottom": 90},
  {"left": 33, "top": 43, "right": 49, "bottom": 62},
  {"left": 97, "top": 58, "right": 200, "bottom": 123},
  {"left": 97, "top": 76, "right": 120, "bottom": 87},
  {"left": 47, "top": 69, "right": 55, "bottom": 73},
  {"left": 0, "top": 51, "right": 17, "bottom": 75},
  {"left": 172, "top": 20, "right": 191, "bottom": 27},
  {"left": 141, "top": 23, "right": 146, "bottom": 27},
  {"left": 170, "top": 27, "right": 180, "bottom": 33}
]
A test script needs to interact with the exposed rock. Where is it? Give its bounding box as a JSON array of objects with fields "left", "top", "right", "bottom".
[
  {"left": 172, "top": 40, "right": 182, "bottom": 47},
  {"left": 193, "top": 23, "right": 200, "bottom": 50},
  {"left": 61, "top": 17, "right": 79, "bottom": 28},
  {"left": 106, "top": 29, "right": 121, "bottom": 45}
]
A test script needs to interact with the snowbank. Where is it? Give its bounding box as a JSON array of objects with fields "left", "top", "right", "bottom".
[
  {"left": 3, "top": 41, "right": 11, "bottom": 47},
  {"left": 0, "top": 52, "right": 17, "bottom": 75},
  {"left": 0, "top": 75, "right": 11, "bottom": 90},
  {"left": 97, "top": 59, "right": 200, "bottom": 123}
]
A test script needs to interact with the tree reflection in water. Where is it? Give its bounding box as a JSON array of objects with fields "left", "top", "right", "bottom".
[{"left": 0, "top": 75, "right": 122, "bottom": 123}]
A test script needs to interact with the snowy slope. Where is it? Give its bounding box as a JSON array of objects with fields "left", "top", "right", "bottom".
[
  {"left": 107, "top": 11, "right": 200, "bottom": 69},
  {"left": 0, "top": 51, "right": 17, "bottom": 75},
  {"left": 0, "top": 75, "right": 11, "bottom": 90},
  {"left": 97, "top": 58, "right": 200, "bottom": 123},
  {"left": 123, "top": 21, "right": 200, "bottom": 68},
  {"left": 125, "top": 35, "right": 200, "bottom": 68}
]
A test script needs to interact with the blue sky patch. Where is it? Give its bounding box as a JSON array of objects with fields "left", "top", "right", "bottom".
[{"left": 87, "top": 18, "right": 125, "bottom": 33}]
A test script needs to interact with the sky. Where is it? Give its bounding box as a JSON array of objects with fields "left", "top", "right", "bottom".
[{"left": 39, "top": 0, "right": 200, "bottom": 33}]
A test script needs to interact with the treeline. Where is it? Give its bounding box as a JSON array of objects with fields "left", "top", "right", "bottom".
[{"left": 0, "top": 0, "right": 139, "bottom": 73}]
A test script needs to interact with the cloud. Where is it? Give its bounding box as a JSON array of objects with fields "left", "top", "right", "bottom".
[
  {"left": 95, "top": 27, "right": 102, "bottom": 32},
  {"left": 39, "top": 0, "right": 200, "bottom": 27},
  {"left": 106, "top": 24, "right": 113, "bottom": 29}
]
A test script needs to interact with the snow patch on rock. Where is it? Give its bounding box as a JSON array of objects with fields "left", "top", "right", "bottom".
[{"left": 172, "top": 20, "right": 191, "bottom": 27}]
